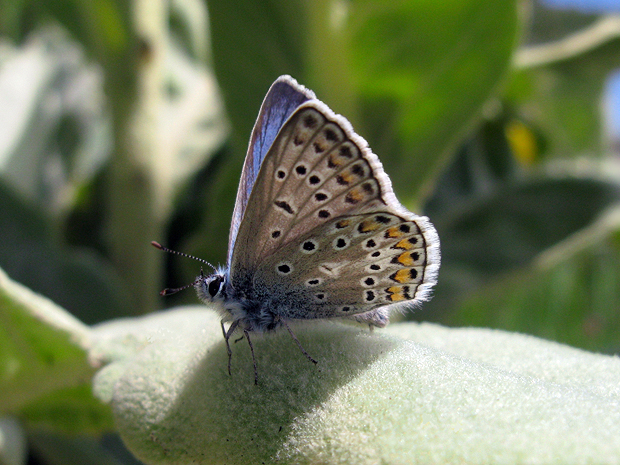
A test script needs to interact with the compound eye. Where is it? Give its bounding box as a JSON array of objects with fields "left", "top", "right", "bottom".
[{"left": 208, "top": 276, "right": 224, "bottom": 297}]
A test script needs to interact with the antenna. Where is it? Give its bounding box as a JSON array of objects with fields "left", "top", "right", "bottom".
[
  {"left": 151, "top": 241, "right": 216, "bottom": 270},
  {"left": 151, "top": 241, "right": 215, "bottom": 296}
]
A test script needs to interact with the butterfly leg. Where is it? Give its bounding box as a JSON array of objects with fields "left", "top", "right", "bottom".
[
  {"left": 281, "top": 319, "right": 318, "bottom": 365},
  {"left": 243, "top": 329, "right": 259, "bottom": 385},
  {"left": 221, "top": 319, "right": 240, "bottom": 377}
]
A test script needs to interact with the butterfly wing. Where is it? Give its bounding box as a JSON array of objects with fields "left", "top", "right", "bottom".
[
  {"left": 228, "top": 76, "right": 315, "bottom": 264},
  {"left": 229, "top": 84, "right": 440, "bottom": 322}
]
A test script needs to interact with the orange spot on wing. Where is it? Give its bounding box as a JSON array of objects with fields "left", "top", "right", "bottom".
[
  {"left": 328, "top": 154, "right": 345, "bottom": 167},
  {"left": 397, "top": 252, "right": 414, "bottom": 266},
  {"left": 386, "top": 286, "right": 406, "bottom": 302},
  {"left": 358, "top": 220, "right": 380, "bottom": 233},
  {"left": 386, "top": 226, "right": 405, "bottom": 238},
  {"left": 346, "top": 188, "right": 364, "bottom": 203},
  {"left": 339, "top": 172, "right": 354, "bottom": 184},
  {"left": 394, "top": 239, "right": 413, "bottom": 250},
  {"left": 390, "top": 268, "right": 415, "bottom": 283}
]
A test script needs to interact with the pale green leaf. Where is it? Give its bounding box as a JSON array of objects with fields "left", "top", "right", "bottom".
[
  {"left": 92, "top": 307, "right": 620, "bottom": 464},
  {"left": 0, "top": 267, "right": 111, "bottom": 433}
]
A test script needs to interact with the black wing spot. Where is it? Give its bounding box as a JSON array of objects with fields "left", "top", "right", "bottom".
[
  {"left": 364, "top": 277, "right": 375, "bottom": 286},
  {"left": 335, "top": 238, "right": 347, "bottom": 248},
  {"left": 277, "top": 170, "right": 286, "bottom": 179},
  {"left": 362, "top": 182, "right": 374, "bottom": 194},
  {"left": 365, "top": 239, "right": 376, "bottom": 248},
  {"left": 277, "top": 264, "right": 291, "bottom": 274},
  {"left": 303, "top": 113, "right": 318, "bottom": 128},
  {"left": 371, "top": 251, "right": 381, "bottom": 257},
  {"left": 318, "top": 210, "right": 330, "bottom": 218},
  {"left": 365, "top": 290, "right": 376, "bottom": 302},
  {"left": 403, "top": 286, "right": 412, "bottom": 299},
  {"left": 375, "top": 215, "right": 391, "bottom": 224},
  {"left": 324, "top": 128, "right": 338, "bottom": 142},
  {"left": 271, "top": 230, "right": 281, "bottom": 238},
  {"left": 314, "top": 142, "right": 326, "bottom": 153},
  {"left": 370, "top": 264, "right": 380, "bottom": 271},
  {"left": 274, "top": 200, "right": 294, "bottom": 214},
  {"left": 303, "top": 241, "right": 316, "bottom": 251},
  {"left": 351, "top": 164, "right": 365, "bottom": 176},
  {"left": 315, "top": 192, "right": 328, "bottom": 202},
  {"left": 309, "top": 175, "right": 321, "bottom": 185},
  {"left": 399, "top": 224, "right": 411, "bottom": 233},
  {"left": 295, "top": 165, "right": 307, "bottom": 175},
  {"left": 340, "top": 145, "right": 353, "bottom": 158}
]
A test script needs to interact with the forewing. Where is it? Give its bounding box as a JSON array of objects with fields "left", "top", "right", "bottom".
[{"left": 227, "top": 76, "right": 315, "bottom": 264}]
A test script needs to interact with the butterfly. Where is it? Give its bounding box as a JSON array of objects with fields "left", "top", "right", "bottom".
[{"left": 155, "top": 75, "right": 440, "bottom": 384}]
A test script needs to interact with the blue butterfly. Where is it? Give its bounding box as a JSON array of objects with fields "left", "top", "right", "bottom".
[{"left": 156, "top": 76, "right": 440, "bottom": 383}]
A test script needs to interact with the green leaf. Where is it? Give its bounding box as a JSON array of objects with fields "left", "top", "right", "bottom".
[
  {"left": 206, "top": 0, "right": 308, "bottom": 148},
  {"left": 92, "top": 308, "right": 620, "bottom": 464},
  {"left": 0, "top": 267, "right": 112, "bottom": 433},
  {"left": 443, "top": 205, "right": 620, "bottom": 353},
  {"left": 349, "top": 0, "right": 519, "bottom": 199},
  {"left": 427, "top": 174, "right": 620, "bottom": 313},
  {"left": 40, "top": 0, "right": 130, "bottom": 59}
]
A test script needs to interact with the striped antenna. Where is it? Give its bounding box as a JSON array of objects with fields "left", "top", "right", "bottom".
[{"left": 151, "top": 241, "right": 215, "bottom": 295}]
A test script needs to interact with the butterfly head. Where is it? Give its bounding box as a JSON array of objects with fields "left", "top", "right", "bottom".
[
  {"left": 151, "top": 241, "right": 230, "bottom": 305},
  {"left": 195, "top": 268, "right": 249, "bottom": 326},
  {"left": 195, "top": 271, "right": 227, "bottom": 304}
]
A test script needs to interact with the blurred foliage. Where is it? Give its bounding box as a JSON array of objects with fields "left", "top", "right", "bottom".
[{"left": 1, "top": 0, "right": 620, "bottom": 463}]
